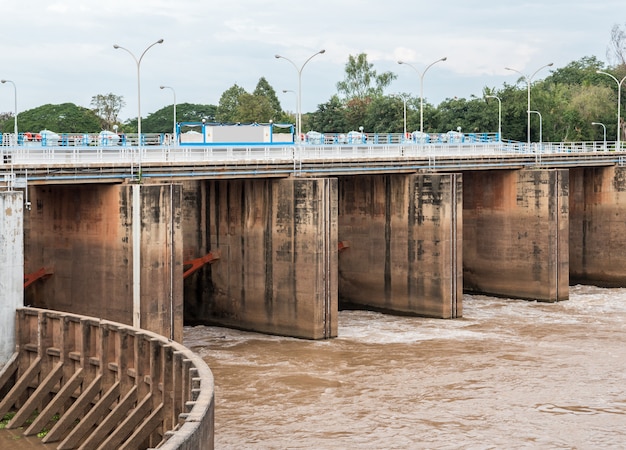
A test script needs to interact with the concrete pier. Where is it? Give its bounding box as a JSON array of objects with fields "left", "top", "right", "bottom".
[
  {"left": 337, "top": 173, "right": 462, "bottom": 318},
  {"left": 463, "top": 169, "right": 569, "bottom": 302},
  {"left": 0, "top": 191, "right": 23, "bottom": 366},
  {"left": 570, "top": 166, "right": 626, "bottom": 286},
  {"left": 183, "top": 178, "right": 338, "bottom": 339},
  {"left": 23, "top": 183, "right": 183, "bottom": 341}
]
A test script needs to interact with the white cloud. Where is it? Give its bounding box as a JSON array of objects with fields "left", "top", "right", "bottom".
[{"left": 0, "top": 0, "right": 621, "bottom": 123}]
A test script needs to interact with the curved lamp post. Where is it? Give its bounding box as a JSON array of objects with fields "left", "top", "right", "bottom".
[
  {"left": 1, "top": 79, "right": 17, "bottom": 140},
  {"left": 505, "top": 63, "right": 553, "bottom": 145},
  {"left": 113, "top": 39, "right": 164, "bottom": 167},
  {"left": 592, "top": 121, "right": 607, "bottom": 150},
  {"left": 485, "top": 95, "right": 501, "bottom": 141},
  {"left": 398, "top": 57, "right": 447, "bottom": 135},
  {"left": 160, "top": 85, "right": 177, "bottom": 145},
  {"left": 275, "top": 50, "right": 325, "bottom": 143},
  {"left": 596, "top": 70, "right": 626, "bottom": 150}
]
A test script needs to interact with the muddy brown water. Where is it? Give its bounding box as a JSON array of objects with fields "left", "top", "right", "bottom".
[
  {"left": 3, "top": 285, "right": 626, "bottom": 449},
  {"left": 186, "top": 285, "right": 626, "bottom": 449}
]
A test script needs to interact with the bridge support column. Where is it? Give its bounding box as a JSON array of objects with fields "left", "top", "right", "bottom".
[
  {"left": 337, "top": 173, "right": 462, "bottom": 318},
  {"left": 463, "top": 169, "right": 569, "bottom": 302},
  {"left": 0, "top": 191, "right": 23, "bottom": 366},
  {"left": 570, "top": 166, "right": 626, "bottom": 285},
  {"left": 184, "top": 178, "right": 337, "bottom": 339},
  {"left": 24, "top": 183, "right": 183, "bottom": 341}
]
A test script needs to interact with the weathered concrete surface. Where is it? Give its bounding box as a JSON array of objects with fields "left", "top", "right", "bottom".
[
  {"left": 0, "top": 191, "right": 23, "bottom": 366},
  {"left": 337, "top": 174, "right": 462, "bottom": 318},
  {"left": 463, "top": 169, "right": 569, "bottom": 302},
  {"left": 569, "top": 166, "right": 626, "bottom": 286},
  {"left": 0, "top": 307, "right": 214, "bottom": 449},
  {"left": 23, "top": 183, "right": 183, "bottom": 341},
  {"left": 183, "top": 178, "right": 338, "bottom": 339}
]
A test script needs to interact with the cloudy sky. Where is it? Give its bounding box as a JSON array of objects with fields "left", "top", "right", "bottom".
[{"left": 0, "top": 1, "right": 622, "bottom": 122}]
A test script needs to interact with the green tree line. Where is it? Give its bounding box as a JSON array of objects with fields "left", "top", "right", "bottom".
[{"left": 2, "top": 43, "right": 626, "bottom": 144}]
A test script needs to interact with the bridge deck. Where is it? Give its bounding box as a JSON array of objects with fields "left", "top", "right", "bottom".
[{"left": 0, "top": 141, "right": 622, "bottom": 185}]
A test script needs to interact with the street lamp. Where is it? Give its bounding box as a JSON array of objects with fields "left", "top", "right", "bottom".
[
  {"left": 275, "top": 49, "right": 325, "bottom": 143},
  {"left": 160, "top": 85, "right": 177, "bottom": 145},
  {"left": 398, "top": 57, "right": 447, "bottom": 135},
  {"left": 592, "top": 121, "right": 607, "bottom": 150},
  {"left": 485, "top": 95, "right": 501, "bottom": 141},
  {"left": 113, "top": 39, "right": 164, "bottom": 170},
  {"left": 1, "top": 79, "right": 17, "bottom": 141},
  {"left": 505, "top": 62, "right": 553, "bottom": 146},
  {"left": 528, "top": 110, "right": 542, "bottom": 146},
  {"left": 596, "top": 70, "right": 626, "bottom": 150}
]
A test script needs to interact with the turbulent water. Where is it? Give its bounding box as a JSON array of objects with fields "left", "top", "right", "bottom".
[{"left": 185, "top": 285, "right": 626, "bottom": 449}]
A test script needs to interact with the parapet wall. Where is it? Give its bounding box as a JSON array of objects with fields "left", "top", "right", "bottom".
[{"left": 0, "top": 307, "right": 214, "bottom": 450}]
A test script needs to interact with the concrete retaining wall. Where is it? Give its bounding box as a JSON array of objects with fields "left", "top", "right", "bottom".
[
  {"left": 337, "top": 173, "right": 462, "bottom": 318},
  {"left": 463, "top": 169, "right": 569, "bottom": 301}
]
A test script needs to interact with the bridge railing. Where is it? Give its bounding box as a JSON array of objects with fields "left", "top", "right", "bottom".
[{"left": 0, "top": 138, "right": 621, "bottom": 168}]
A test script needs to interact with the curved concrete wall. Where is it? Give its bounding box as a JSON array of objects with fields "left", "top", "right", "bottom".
[{"left": 0, "top": 307, "right": 214, "bottom": 450}]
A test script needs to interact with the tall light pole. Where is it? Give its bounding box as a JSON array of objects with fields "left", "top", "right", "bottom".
[
  {"left": 275, "top": 49, "right": 325, "bottom": 143},
  {"left": 160, "top": 85, "right": 177, "bottom": 145},
  {"left": 1, "top": 79, "right": 18, "bottom": 140},
  {"left": 596, "top": 70, "right": 626, "bottom": 150},
  {"left": 505, "top": 62, "right": 553, "bottom": 145},
  {"left": 528, "top": 110, "right": 542, "bottom": 145},
  {"left": 113, "top": 39, "right": 164, "bottom": 153},
  {"left": 398, "top": 57, "right": 447, "bottom": 135},
  {"left": 592, "top": 121, "right": 607, "bottom": 150},
  {"left": 485, "top": 95, "right": 501, "bottom": 141}
]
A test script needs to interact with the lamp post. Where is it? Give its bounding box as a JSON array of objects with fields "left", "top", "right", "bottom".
[
  {"left": 592, "top": 121, "right": 607, "bottom": 150},
  {"left": 596, "top": 70, "right": 626, "bottom": 150},
  {"left": 113, "top": 39, "right": 164, "bottom": 164},
  {"left": 160, "top": 85, "right": 177, "bottom": 145},
  {"left": 275, "top": 50, "right": 325, "bottom": 143},
  {"left": 505, "top": 63, "right": 553, "bottom": 146},
  {"left": 1, "top": 79, "right": 17, "bottom": 141},
  {"left": 485, "top": 95, "right": 501, "bottom": 141},
  {"left": 398, "top": 57, "right": 447, "bottom": 135},
  {"left": 528, "top": 110, "right": 542, "bottom": 145}
]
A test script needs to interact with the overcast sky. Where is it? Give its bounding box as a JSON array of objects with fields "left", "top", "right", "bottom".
[{"left": 0, "top": 1, "right": 622, "bottom": 122}]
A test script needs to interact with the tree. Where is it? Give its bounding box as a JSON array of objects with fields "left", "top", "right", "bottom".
[
  {"left": 141, "top": 103, "right": 218, "bottom": 133},
  {"left": 308, "top": 95, "right": 347, "bottom": 132},
  {"left": 216, "top": 84, "right": 247, "bottom": 123},
  {"left": 235, "top": 93, "right": 274, "bottom": 123},
  {"left": 8, "top": 103, "right": 101, "bottom": 133},
  {"left": 253, "top": 77, "right": 282, "bottom": 121},
  {"left": 336, "top": 53, "right": 396, "bottom": 101},
  {"left": 90, "top": 93, "right": 125, "bottom": 130}
]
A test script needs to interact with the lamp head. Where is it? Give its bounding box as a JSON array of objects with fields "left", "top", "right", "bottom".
[
  {"left": 157, "top": 39, "right": 164, "bottom": 44},
  {"left": 397, "top": 61, "right": 405, "bottom": 65},
  {"left": 0, "top": 80, "right": 6, "bottom": 84},
  {"left": 319, "top": 49, "right": 326, "bottom": 54},
  {"left": 441, "top": 57, "right": 447, "bottom": 61},
  {"left": 113, "top": 44, "right": 120, "bottom": 49},
  {"left": 160, "top": 85, "right": 165, "bottom": 89},
  {"left": 275, "top": 54, "right": 281, "bottom": 59},
  {"left": 547, "top": 62, "right": 554, "bottom": 67}
]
